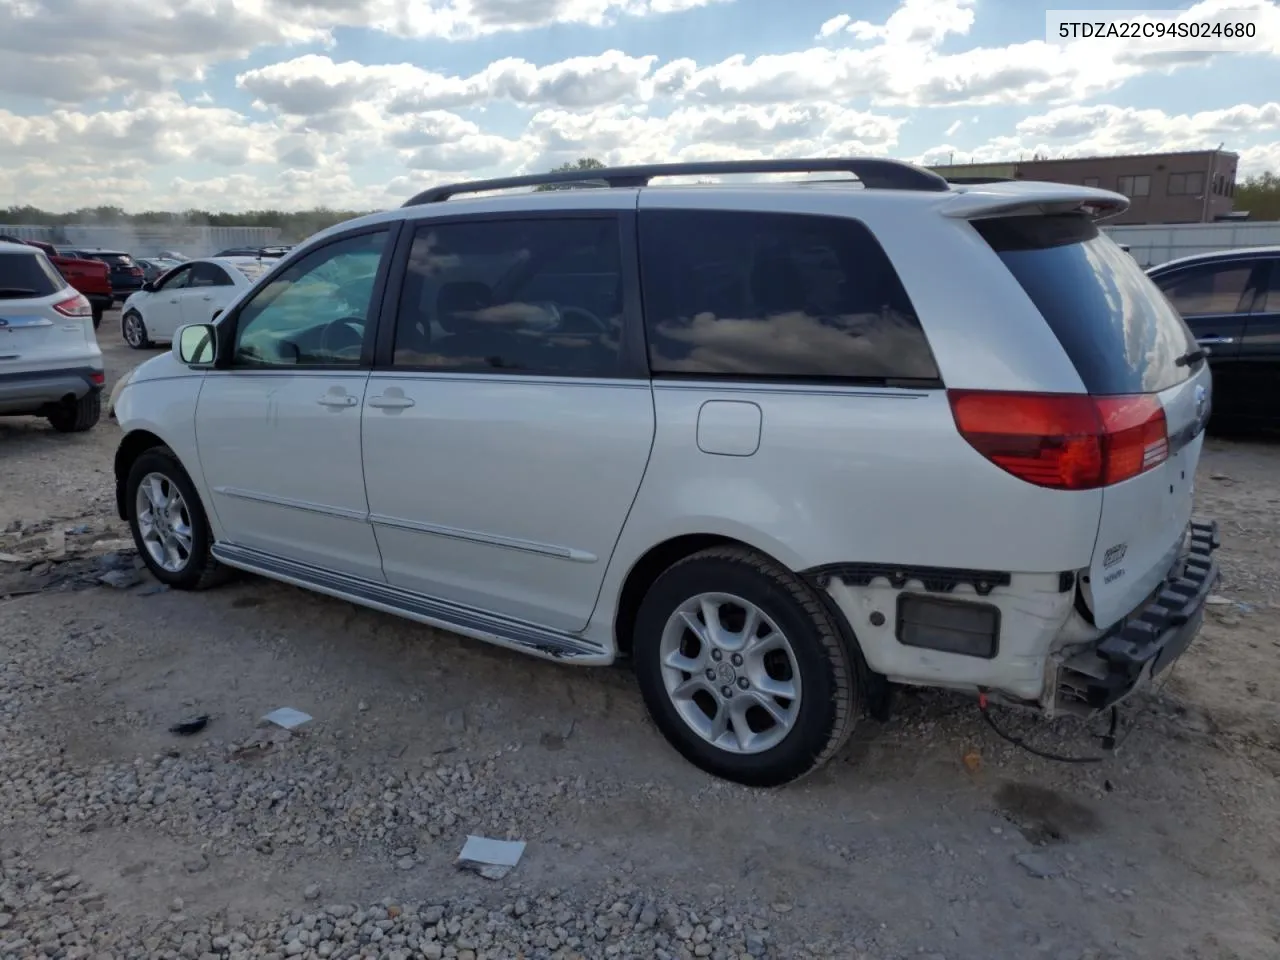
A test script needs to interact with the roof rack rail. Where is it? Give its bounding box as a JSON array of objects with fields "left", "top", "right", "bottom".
[
  {"left": 402, "top": 157, "right": 950, "bottom": 206},
  {"left": 944, "top": 176, "right": 1018, "bottom": 184}
]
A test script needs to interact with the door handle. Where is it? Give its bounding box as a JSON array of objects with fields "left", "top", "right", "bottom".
[
  {"left": 201, "top": 295, "right": 213, "bottom": 301},
  {"left": 316, "top": 394, "right": 357, "bottom": 408},
  {"left": 368, "top": 394, "right": 415, "bottom": 409},
  {"left": 168, "top": 298, "right": 179, "bottom": 303},
  {"left": 1196, "top": 336, "right": 1236, "bottom": 345}
]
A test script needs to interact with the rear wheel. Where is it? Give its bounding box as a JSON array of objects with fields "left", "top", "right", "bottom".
[
  {"left": 633, "top": 546, "right": 860, "bottom": 786},
  {"left": 47, "top": 391, "right": 101, "bottom": 433},
  {"left": 91, "top": 303, "right": 103, "bottom": 330},
  {"left": 125, "top": 448, "right": 230, "bottom": 590},
  {"left": 122, "top": 310, "right": 150, "bottom": 349}
]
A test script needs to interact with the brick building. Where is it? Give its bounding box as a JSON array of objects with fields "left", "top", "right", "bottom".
[{"left": 929, "top": 149, "right": 1239, "bottom": 225}]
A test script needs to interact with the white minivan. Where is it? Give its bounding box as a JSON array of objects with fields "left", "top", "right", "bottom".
[{"left": 110, "top": 159, "right": 1220, "bottom": 786}]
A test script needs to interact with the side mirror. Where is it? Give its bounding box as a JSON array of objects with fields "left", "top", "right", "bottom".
[
  {"left": 211, "top": 309, "right": 224, "bottom": 321},
  {"left": 141, "top": 280, "right": 156, "bottom": 292},
  {"left": 174, "top": 323, "right": 217, "bottom": 366}
]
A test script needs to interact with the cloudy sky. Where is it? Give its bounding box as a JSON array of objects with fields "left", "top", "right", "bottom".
[{"left": 2, "top": 0, "right": 1279, "bottom": 212}]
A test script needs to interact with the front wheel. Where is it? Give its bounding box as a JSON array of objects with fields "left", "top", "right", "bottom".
[
  {"left": 126, "top": 448, "right": 230, "bottom": 590},
  {"left": 122, "top": 310, "right": 151, "bottom": 349},
  {"left": 633, "top": 546, "right": 860, "bottom": 787}
]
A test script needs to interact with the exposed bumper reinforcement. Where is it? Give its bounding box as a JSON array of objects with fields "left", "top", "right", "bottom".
[{"left": 1060, "top": 519, "right": 1220, "bottom": 711}]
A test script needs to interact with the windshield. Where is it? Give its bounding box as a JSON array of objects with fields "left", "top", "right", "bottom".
[{"left": 232, "top": 261, "right": 269, "bottom": 281}]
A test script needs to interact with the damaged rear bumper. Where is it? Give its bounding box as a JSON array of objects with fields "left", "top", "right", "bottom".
[{"left": 1057, "top": 519, "right": 1220, "bottom": 711}]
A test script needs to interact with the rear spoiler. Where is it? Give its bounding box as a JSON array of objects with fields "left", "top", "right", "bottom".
[{"left": 942, "top": 181, "right": 1129, "bottom": 222}]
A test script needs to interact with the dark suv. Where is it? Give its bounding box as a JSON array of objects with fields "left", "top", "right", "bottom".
[
  {"left": 69, "top": 249, "right": 147, "bottom": 302},
  {"left": 1148, "top": 247, "right": 1280, "bottom": 430}
]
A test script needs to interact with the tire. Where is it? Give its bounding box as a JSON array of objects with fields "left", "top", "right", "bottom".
[
  {"left": 125, "top": 448, "right": 230, "bottom": 590},
  {"left": 633, "top": 546, "right": 860, "bottom": 787},
  {"left": 122, "top": 310, "right": 151, "bottom": 349},
  {"left": 91, "top": 303, "right": 103, "bottom": 330},
  {"left": 47, "top": 390, "right": 101, "bottom": 433}
]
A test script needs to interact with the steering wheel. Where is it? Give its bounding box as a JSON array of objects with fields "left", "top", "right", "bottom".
[
  {"left": 554, "top": 305, "right": 608, "bottom": 333},
  {"left": 318, "top": 316, "right": 364, "bottom": 359}
]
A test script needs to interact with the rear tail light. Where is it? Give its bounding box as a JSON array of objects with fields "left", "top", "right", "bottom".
[
  {"left": 89, "top": 371, "right": 105, "bottom": 386},
  {"left": 948, "top": 390, "right": 1168, "bottom": 490},
  {"left": 53, "top": 293, "right": 92, "bottom": 318},
  {"left": 130, "top": 267, "right": 143, "bottom": 276}
]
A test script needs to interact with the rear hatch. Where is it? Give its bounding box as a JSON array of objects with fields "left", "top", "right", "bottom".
[
  {"left": 0, "top": 250, "right": 93, "bottom": 374},
  {"left": 973, "top": 213, "right": 1208, "bottom": 629}
]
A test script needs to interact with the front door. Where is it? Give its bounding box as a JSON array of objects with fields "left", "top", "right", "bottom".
[
  {"left": 194, "top": 227, "right": 395, "bottom": 580},
  {"left": 361, "top": 208, "right": 655, "bottom": 632},
  {"left": 1152, "top": 257, "right": 1262, "bottom": 423},
  {"left": 144, "top": 264, "right": 195, "bottom": 341},
  {"left": 180, "top": 261, "right": 238, "bottom": 327},
  {"left": 1237, "top": 257, "right": 1280, "bottom": 426}
]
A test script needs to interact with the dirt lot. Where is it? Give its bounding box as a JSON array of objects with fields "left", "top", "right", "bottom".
[{"left": 1, "top": 312, "right": 1278, "bottom": 960}]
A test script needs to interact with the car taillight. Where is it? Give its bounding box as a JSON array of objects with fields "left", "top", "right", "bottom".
[
  {"left": 89, "top": 371, "right": 105, "bottom": 386},
  {"left": 948, "top": 390, "right": 1168, "bottom": 491},
  {"left": 130, "top": 267, "right": 143, "bottom": 276},
  {"left": 53, "top": 293, "right": 92, "bottom": 318}
]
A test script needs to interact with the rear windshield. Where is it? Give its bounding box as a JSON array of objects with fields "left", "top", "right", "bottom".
[
  {"left": 973, "top": 214, "right": 1197, "bottom": 395},
  {"left": 92, "top": 253, "right": 134, "bottom": 266},
  {"left": 0, "top": 251, "right": 65, "bottom": 298}
]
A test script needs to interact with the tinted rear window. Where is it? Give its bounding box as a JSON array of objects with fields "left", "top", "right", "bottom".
[
  {"left": 0, "top": 251, "right": 65, "bottom": 298},
  {"left": 92, "top": 253, "right": 134, "bottom": 266},
  {"left": 974, "top": 214, "right": 1196, "bottom": 395},
  {"left": 639, "top": 209, "right": 939, "bottom": 384}
]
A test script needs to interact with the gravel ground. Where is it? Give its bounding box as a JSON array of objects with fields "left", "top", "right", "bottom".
[{"left": 0, "top": 313, "right": 1277, "bottom": 960}]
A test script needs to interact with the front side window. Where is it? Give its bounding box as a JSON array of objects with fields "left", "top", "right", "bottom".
[
  {"left": 1155, "top": 262, "right": 1254, "bottom": 318},
  {"left": 391, "top": 217, "right": 624, "bottom": 377},
  {"left": 190, "top": 262, "right": 233, "bottom": 287},
  {"left": 232, "top": 230, "right": 388, "bottom": 368},
  {"left": 156, "top": 265, "right": 194, "bottom": 291},
  {"left": 638, "top": 209, "right": 938, "bottom": 382}
]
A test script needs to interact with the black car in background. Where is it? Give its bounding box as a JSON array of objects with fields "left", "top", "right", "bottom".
[
  {"left": 60, "top": 248, "right": 146, "bottom": 302},
  {"left": 1148, "top": 246, "right": 1280, "bottom": 430},
  {"left": 214, "top": 244, "right": 292, "bottom": 259}
]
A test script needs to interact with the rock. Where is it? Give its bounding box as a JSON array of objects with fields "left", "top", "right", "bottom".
[
  {"left": 396, "top": 857, "right": 415, "bottom": 871},
  {"left": 1015, "top": 852, "right": 1061, "bottom": 879},
  {"left": 304, "top": 884, "right": 321, "bottom": 902}
]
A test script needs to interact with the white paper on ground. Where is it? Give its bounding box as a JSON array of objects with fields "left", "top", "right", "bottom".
[
  {"left": 262, "top": 707, "right": 313, "bottom": 730},
  {"left": 457, "top": 835, "right": 526, "bottom": 880}
]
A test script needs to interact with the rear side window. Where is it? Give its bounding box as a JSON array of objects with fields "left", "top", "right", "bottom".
[
  {"left": 95, "top": 253, "right": 134, "bottom": 267},
  {"left": 190, "top": 262, "right": 234, "bottom": 287},
  {"left": 638, "top": 210, "right": 939, "bottom": 383},
  {"left": 974, "top": 214, "right": 1196, "bottom": 395},
  {"left": 0, "top": 251, "right": 65, "bottom": 298}
]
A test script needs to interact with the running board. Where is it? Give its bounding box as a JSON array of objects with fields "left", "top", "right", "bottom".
[{"left": 211, "top": 543, "right": 610, "bottom": 664}]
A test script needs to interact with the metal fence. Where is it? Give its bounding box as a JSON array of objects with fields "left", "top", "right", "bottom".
[
  {"left": 0, "top": 224, "right": 283, "bottom": 259},
  {"left": 1104, "top": 221, "right": 1280, "bottom": 268}
]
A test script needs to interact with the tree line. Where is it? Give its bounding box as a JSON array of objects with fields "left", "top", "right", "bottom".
[{"left": 5, "top": 166, "right": 1280, "bottom": 227}]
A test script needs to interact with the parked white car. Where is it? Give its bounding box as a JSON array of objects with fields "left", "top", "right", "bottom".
[
  {"left": 0, "top": 240, "right": 104, "bottom": 431},
  {"left": 110, "top": 159, "right": 1220, "bottom": 786},
  {"left": 119, "top": 257, "right": 271, "bottom": 349}
]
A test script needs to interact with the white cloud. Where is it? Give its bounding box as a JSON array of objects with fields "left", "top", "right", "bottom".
[
  {"left": 918, "top": 102, "right": 1280, "bottom": 175},
  {"left": 238, "top": 50, "right": 660, "bottom": 118}
]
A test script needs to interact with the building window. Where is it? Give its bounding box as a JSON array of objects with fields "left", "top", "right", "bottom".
[
  {"left": 1168, "top": 172, "right": 1205, "bottom": 196},
  {"left": 1118, "top": 174, "right": 1151, "bottom": 198},
  {"left": 1083, "top": 176, "right": 1100, "bottom": 188}
]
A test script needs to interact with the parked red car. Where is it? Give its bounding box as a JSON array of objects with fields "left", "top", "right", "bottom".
[{"left": 0, "top": 236, "right": 113, "bottom": 328}]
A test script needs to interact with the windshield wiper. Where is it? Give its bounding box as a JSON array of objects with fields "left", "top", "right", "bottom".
[{"left": 1175, "top": 348, "right": 1209, "bottom": 367}]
